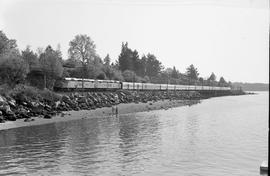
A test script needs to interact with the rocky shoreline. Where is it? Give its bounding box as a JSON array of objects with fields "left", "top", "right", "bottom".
[
  {"left": 0, "top": 88, "right": 244, "bottom": 124},
  {"left": 0, "top": 99, "right": 201, "bottom": 131}
]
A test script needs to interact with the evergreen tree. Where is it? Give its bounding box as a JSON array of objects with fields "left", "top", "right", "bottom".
[
  {"left": 118, "top": 42, "right": 140, "bottom": 73},
  {"left": 208, "top": 72, "right": 216, "bottom": 82},
  {"left": 103, "top": 54, "right": 111, "bottom": 65},
  {"left": 22, "top": 46, "right": 39, "bottom": 70},
  {"left": 171, "top": 66, "right": 179, "bottom": 79},
  {"left": 186, "top": 64, "right": 199, "bottom": 80},
  {"left": 219, "top": 76, "right": 227, "bottom": 86}
]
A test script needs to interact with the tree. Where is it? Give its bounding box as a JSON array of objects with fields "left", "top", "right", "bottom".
[
  {"left": 0, "top": 31, "right": 29, "bottom": 87},
  {"left": 68, "top": 34, "right": 96, "bottom": 64},
  {"left": 36, "top": 47, "right": 44, "bottom": 57},
  {"left": 186, "top": 64, "right": 199, "bottom": 81},
  {"left": 63, "top": 58, "right": 81, "bottom": 68},
  {"left": 111, "top": 69, "right": 123, "bottom": 81},
  {"left": 0, "top": 50, "right": 29, "bottom": 87},
  {"left": 165, "top": 68, "right": 173, "bottom": 75},
  {"left": 118, "top": 42, "right": 141, "bottom": 73},
  {"left": 142, "top": 53, "right": 163, "bottom": 78},
  {"left": 68, "top": 34, "right": 97, "bottom": 87},
  {"left": 171, "top": 66, "right": 179, "bottom": 79},
  {"left": 228, "top": 81, "right": 232, "bottom": 88},
  {"left": 103, "top": 54, "right": 111, "bottom": 65},
  {"left": 39, "top": 46, "right": 63, "bottom": 89},
  {"left": 56, "top": 43, "right": 62, "bottom": 60},
  {"left": 0, "top": 31, "right": 17, "bottom": 56},
  {"left": 143, "top": 75, "right": 150, "bottom": 83},
  {"left": 208, "top": 72, "right": 216, "bottom": 82},
  {"left": 198, "top": 77, "right": 204, "bottom": 85},
  {"left": 96, "top": 72, "right": 106, "bottom": 79},
  {"left": 122, "top": 70, "right": 137, "bottom": 82},
  {"left": 22, "top": 46, "right": 39, "bottom": 70},
  {"left": 219, "top": 76, "right": 227, "bottom": 86}
]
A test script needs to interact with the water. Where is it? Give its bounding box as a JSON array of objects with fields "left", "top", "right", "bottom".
[{"left": 0, "top": 92, "right": 268, "bottom": 176}]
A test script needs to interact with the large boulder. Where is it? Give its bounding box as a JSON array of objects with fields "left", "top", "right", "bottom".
[
  {"left": 44, "top": 104, "right": 52, "bottom": 111},
  {"left": 62, "top": 95, "right": 71, "bottom": 103},
  {"left": 5, "top": 112, "right": 16, "bottom": 121},
  {"left": 30, "top": 101, "right": 39, "bottom": 108},
  {"left": 15, "top": 106, "right": 29, "bottom": 119},
  {"left": 0, "top": 104, "right": 11, "bottom": 114},
  {"left": 54, "top": 101, "right": 61, "bottom": 108},
  {"left": 0, "top": 95, "right": 7, "bottom": 105},
  {"left": 77, "top": 96, "right": 88, "bottom": 104},
  {"left": 44, "top": 114, "right": 52, "bottom": 119},
  {"left": 24, "top": 118, "right": 34, "bottom": 122},
  {"left": 13, "top": 93, "right": 27, "bottom": 105},
  {"left": 0, "top": 110, "right": 4, "bottom": 123},
  {"left": 0, "top": 116, "right": 4, "bottom": 123},
  {"left": 5, "top": 96, "right": 17, "bottom": 109}
]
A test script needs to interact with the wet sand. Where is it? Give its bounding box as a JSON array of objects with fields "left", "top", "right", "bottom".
[{"left": 0, "top": 99, "right": 199, "bottom": 131}]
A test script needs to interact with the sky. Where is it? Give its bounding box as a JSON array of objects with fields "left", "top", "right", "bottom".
[{"left": 0, "top": 0, "right": 269, "bottom": 83}]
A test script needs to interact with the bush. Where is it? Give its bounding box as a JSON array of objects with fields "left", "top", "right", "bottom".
[
  {"left": 12, "top": 85, "right": 39, "bottom": 100},
  {"left": 96, "top": 72, "right": 106, "bottom": 80},
  {"left": 134, "top": 75, "right": 144, "bottom": 83},
  {"left": 0, "top": 84, "right": 61, "bottom": 103},
  {"left": 0, "top": 51, "right": 29, "bottom": 87},
  {"left": 142, "top": 76, "right": 150, "bottom": 83},
  {"left": 111, "top": 69, "right": 123, "bottom": 81},
  {"left": 39, "top": 89, "right": 61, "bottom": 102},
  {"left": 0, "top": 84, "right": 11, "bottom": 96},
  {"left": 122, "top": 70, "right": 136, "bottom": 82}
]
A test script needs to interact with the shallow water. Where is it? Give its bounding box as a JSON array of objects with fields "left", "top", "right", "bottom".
[{"left": 0, "top": 92, "right": 268, "bottom": 176}]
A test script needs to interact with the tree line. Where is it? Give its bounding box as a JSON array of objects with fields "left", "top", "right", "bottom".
[{"left": 0, "top": 31, "right": 232, "bottom": 90}]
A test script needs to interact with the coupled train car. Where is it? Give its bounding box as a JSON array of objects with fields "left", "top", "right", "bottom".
[{"left": 55, "top": 77, "right": 231, "bottom": 91}]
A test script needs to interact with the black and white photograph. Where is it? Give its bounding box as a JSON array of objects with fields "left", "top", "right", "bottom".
[{"left": 0, "top": 0, "right": 268, "bottom": 175}]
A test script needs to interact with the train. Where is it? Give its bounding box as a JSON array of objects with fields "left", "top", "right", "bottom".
[{"left": 54, "top": 77, "right": 231, "bottom": 91}]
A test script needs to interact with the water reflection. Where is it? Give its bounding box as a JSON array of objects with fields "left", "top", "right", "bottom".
[
  {"left": 118, "top": 114, "right": 161, "bottom": 175},
  {"left": 0, "top": 92, "right": 268, "bottom": 176},
  {"left": 0, "top": 123, "right": 66, "bottom": 175}
]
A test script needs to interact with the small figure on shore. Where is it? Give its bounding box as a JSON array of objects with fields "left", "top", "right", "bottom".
[
  {"left": 111, "top": 106, "right": 115, "bottom": 116},
  {"left": 111, "top": 106, "right": 118, "bottom": 117},
  {"left": 115, "top": 106, "right": 118, "bottom": 116}
]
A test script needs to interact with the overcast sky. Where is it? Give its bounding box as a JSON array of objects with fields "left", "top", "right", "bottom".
[{"left": 0, "top": 0, "right": 269, "bottom": 83}]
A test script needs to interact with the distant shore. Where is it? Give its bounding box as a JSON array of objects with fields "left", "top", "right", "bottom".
[{"left": 0, "top": 99, "right": 198, "bottom": 131}]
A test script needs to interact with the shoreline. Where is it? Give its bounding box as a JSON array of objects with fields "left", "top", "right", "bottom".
[{"left": 0, "top": 99, "right": 199, "bottom": 131}]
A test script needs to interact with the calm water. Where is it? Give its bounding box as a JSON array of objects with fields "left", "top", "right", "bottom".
[{"left": 0, "top": 92, "right": 268, "bottom": 176}]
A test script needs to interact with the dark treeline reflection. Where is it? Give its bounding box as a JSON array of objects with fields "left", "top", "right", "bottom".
[
  {"left": 0, "top": 92, "right": 268, "bottom": 175},
  {"left": 118, "top": 114, "right": 161, "bottom": 174},
  {"left": 0, "top": 123, "right": 66, "bottom": 175},
  {"left": 0, "top": 113, "right": 162, "bottom": 175}
]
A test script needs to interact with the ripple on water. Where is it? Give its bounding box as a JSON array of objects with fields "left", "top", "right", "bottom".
[{"left": 0, "top": 92, "right": 268, "bottom": 176}]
